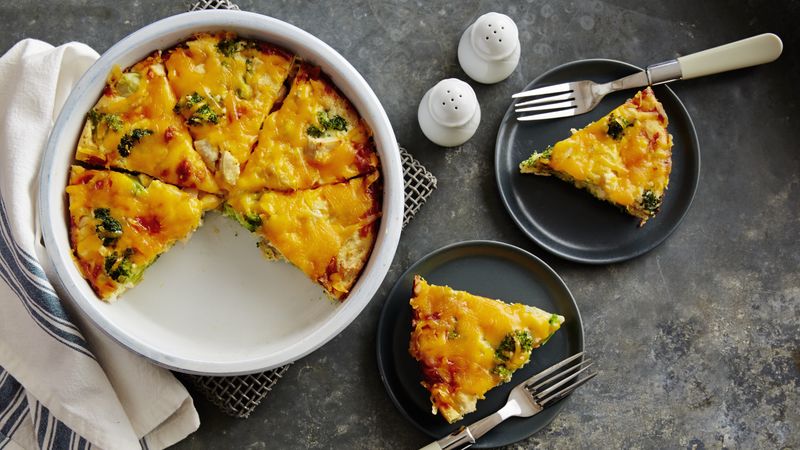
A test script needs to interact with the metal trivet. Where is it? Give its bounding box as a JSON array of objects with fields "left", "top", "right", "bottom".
[
  {"left": 181, "top": 147, "right": 436, "bottom": 419},
  {"left": 189, "top": 0, "right": 239, "bottom": 11}
]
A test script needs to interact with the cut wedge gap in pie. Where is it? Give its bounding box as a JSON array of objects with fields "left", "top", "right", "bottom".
[
  {"left": 236, "top": 63, "right": 379, "bottom": 193},
  {"left": 164, "top": 32, "right": 295, "bottom": 190},
  {"left": 224, "top": 172, "right": 382, "bottom": 300},
  {"left": 76, "top": 51, "right": 220, "bottom": 194},
  {"left": 408, "top": 276, "right": 564, "bottom": 424},
  {"left": 519, "top": 87, "right": 673, "bottom": 226},
  {"left": 66, "top": 166, "right": 221, "bottom": 300}
]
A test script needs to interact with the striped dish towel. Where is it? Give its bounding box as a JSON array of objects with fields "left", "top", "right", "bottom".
[{"left": 0, "top": 40, "right": 199, "bottom": 450}]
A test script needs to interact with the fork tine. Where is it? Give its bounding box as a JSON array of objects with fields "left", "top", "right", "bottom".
[
  {"left": 511, "top": 82, "right": 573, "bottom": 99},
  {"left": 514, "top": 91, "right": 574, "bottom": 107},
  {"left": 517, "top": 108, "right": 578, "bottom": 121},
  {"left": 528, "top": 359, "right": 590, "bottom": 392},
  {"left": 533, "top": 363, "right": 594, "bottom": 401},
  {"left": 538, "top": 371, "right": 598, "bottom": 406},
  {"left": 515, "top": 100, "right": 577, "bottom": 114},
  {"left": 522, "top": 352, "right": 583, "bottom": 387}
]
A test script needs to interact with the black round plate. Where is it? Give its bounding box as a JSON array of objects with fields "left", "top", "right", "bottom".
[
  {"left": 495, "top": 59, "right": 701, "bottom": 264},
  {"left": 376, "top": 241, "right": 583, "bottom": 448}
]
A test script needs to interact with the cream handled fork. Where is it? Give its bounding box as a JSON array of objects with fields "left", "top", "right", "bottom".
[
  {"left": 419, "top": 352, "right": 596, "bottom": 450},
  {"left": 513, "top": 33, "right": 783, "bottom": 121}
]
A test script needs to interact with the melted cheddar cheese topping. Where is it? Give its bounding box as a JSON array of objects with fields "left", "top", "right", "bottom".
[
  {"left": 409, "top": 276, "right": 563, "bottom": 423},
  {"left": 164, "top": 32, "right": 294, "bottom": 189},
  {"left": 520, "top": 87, "right": 672, "bottom": 224},
  {"left": 76, "top": 53, "right": 219, "bottom": 193},
  {"left": 69, "top": 32, "right": 382, "bottom": 303},
  {"left": 66, "top": 166, "right": 208, "bottom": 299},
  {"left": 236, "top": 64, "right": 379, "bottom": 192},
  {"left": 225, "top": 172, "right": 380, "bottom": 300}
]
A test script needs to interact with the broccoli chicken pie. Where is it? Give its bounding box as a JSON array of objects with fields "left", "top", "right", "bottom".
[
  {"left": 520, "top": 87, "right": 673, "bottom": 226},
  {"left": 66, "top": 32, "right": 382, "bottom": 302},
  {"left": 409, "top": 276, "right": 563, "bottom": 423}
]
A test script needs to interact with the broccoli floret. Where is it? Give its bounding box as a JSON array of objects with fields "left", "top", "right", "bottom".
[
  {"left": 173, "top": 92, "right": 205, "bottom": 114},
  {"left": 117, "top": 128, "right": 153, "bottom": 157},
  {"left": 607, "top": 114, "right": 634, "bottom": 141},
  {"left": 493, "top": 364, "right": 513, "bottom": 383},
  {"left": 222, "top": 203, "right": 262, "bottom": 232},
  {"left": 318, "top": 111, "right": 348, "bottom": 132},
  {"left": 306, "top": 125, "right": 324, "bottom": 138},
  {"left": 104, "top": 248, "right": 135, "bottom": 283},
  {"left": 174, "top": 92, "right": 218, "bottom": 126},
  {"left": 104, "top": 114, "right": 123, "bottom": 132},
  {"left": 495, "top": 330, "right": 534, "bottom": 362},
  {"left": 87, "top": 108, "right": 103, "bottom": 128},
  {"left": 307, "top": 111, "right": 348, "bottom": 138},
  {"left": 243, "top": 213, "right": 262, "bottom": 232},
  {"left": 93, "top": 208, "right": 123, "bottom": 246},
  {"left": 216, "top": 39, "right": 255, "bottom": 57},
  {"left": 641, "top": 190, "right": 660, "bottom": 213},
  {"left": 216, "top": 39, "right": 244, "bottom": 57},
  {"left": 607, "top": 117, "right": 624, "bottom": 140},
  {"left": 515, "top": 330, "right": 533, "bottom": 352},
  {"left": 87, "top": 109, "right": 123, "bottom": 132},
  {"left": 187, "top": 104, "right": 219, "bottom": 126}
]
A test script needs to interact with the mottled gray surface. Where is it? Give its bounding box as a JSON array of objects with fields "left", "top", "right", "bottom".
[{"left": 3, "top": 0, "right": 798, "bottom": 448}]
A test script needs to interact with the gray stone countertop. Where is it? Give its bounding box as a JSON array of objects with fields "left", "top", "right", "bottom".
[{"left": 3, "top": 0, "right": 798, "bottom": 448}]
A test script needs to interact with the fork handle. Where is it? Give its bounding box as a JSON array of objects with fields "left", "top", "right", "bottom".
[
  {"left": 418, "top": 411, "right": 506, "bottom": 450},
  {"left": 676, "top": 33, "right": 782, "bottom": 80}
]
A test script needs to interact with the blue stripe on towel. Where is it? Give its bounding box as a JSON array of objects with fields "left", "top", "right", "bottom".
[
  {"left": 0, "top": 369, "right": 29, "bottom": 449},
  {"left": 0, "top": 194, "right": 93, "bottom": 359}
]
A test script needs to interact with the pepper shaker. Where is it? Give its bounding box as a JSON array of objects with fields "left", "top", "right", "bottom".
[
  {"left": 417, "top": 78, "right": 481, "bottom": 147},
  {"left": 458, "top": 12, "right": 520, "bottom": 84}
]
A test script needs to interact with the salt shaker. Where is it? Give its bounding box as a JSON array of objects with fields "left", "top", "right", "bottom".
[
  {"left": 458, "top": 12, "right": 520, "bottom": 84},
  {"left": 417, "top": 78, "right": 481, "bottom": 147}
]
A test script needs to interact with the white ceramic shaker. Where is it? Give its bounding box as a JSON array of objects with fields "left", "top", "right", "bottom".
[
  {"left": 458, "top": 12, "right": 520, "bottom": 84},
  {"left": 417, "top": 78, "right": 481, "bottom": 147}
]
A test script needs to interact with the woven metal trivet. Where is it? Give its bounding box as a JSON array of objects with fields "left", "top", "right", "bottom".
[{"left": 189, "top": 0, "right": 239, "bottom": 11}]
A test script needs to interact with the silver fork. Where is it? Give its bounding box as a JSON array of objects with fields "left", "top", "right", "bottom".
[
  {"left": 513, "top": 33, "right": 782, "bottom": 121},
  {"left": 419, "top": 352, "right": 596, "bottom": 450}
]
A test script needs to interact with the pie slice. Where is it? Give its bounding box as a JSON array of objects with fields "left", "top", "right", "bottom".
[
  {"left": 519, "top": 87, "right": 673, "bottom": 226},
  {"left": 76, "top": 52, "right": 219, "bottom": 194},
  {"left": 409, "top": 276, "right": 564, "bottom": 424},
  {"left": 236, "top": 63, "right": 379, "bottom": 193},
  {"left": 66, "top": 166, "right": 220, "bottom": 300},
  {"left": 164, "top": 32, "right": 295, "bottom": 190},
  {"left": 224, "top": 172, "right": 381, "bottom": 300}
]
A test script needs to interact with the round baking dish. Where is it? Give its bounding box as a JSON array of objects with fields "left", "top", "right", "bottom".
[{"left": 38, "top": 10, "right": 403, "bottom": 375}]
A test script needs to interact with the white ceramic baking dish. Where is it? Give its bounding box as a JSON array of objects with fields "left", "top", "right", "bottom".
[{"left": 38, "top": 10, "right": 403, "bottom": 375}]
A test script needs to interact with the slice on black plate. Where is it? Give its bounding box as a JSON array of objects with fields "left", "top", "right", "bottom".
[
  {"left": 519, "top": 86, "right": 673, "bottom": 227},
  {"left": 496, "top": 59, "right": 700, "bottom": 263},
  {"left": 409, "top": 275, "right": 563, "bottom": 424},
  {"left": 376, "top": 241, "right": 583, "bottom": 448}
]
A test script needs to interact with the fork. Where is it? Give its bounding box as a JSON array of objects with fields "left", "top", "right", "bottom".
[
  {"left": 419, "top": 352, "right": 596, "bottom": 450},
  {"left": 513, "top": 33, "right": 783, "bottom": 121}
]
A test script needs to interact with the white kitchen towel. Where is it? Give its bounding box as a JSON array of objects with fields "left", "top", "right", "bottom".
[{"left": 0, "top": 39, "right": 200, "bottom": 450}]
